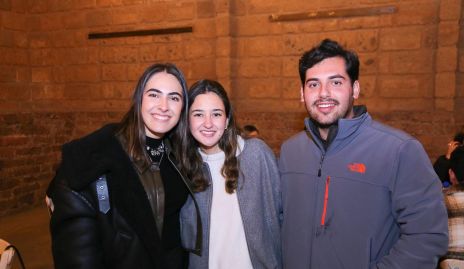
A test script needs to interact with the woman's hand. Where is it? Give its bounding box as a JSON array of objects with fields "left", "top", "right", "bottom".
[{"left": 446, "top": 141, "right": 460, "bottom": 159}]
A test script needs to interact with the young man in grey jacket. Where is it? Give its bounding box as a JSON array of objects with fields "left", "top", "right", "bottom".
[{"left": 279, "top": 39, "right": 448, "bottom": 269}]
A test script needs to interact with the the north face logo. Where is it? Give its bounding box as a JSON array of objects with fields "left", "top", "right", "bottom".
[{"left": 348, "top": 163, "right": 366, "bottom": 174}]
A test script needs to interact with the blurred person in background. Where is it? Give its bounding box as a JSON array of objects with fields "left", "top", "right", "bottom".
[
  {"left": 241, "top": 124, "right": 260, "bottom": 139},
  {"left": 439, "top": 146, "right": 464, "bottom": 268},
  {"left": 434, "top": 131, "right": 464, "bottom": 187}
]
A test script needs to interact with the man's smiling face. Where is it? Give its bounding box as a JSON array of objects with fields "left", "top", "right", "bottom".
[{"left": 300, "top": 56, "right": 360, "bottom": 129}]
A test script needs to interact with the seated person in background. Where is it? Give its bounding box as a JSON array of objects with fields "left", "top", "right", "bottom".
[
  {"left": 440, "top": 146, "right": 464, "bottom": 269},
  {"left": 434, "top": 132, "right": 464, "bottom": 187},
  {"left": 241, "top": 124, "right": 260, "bottom": 139}
]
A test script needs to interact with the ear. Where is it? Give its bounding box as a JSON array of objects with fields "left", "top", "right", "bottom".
[
  {"left": 300, "top": 86, "right": 305, "bottom": 103},
  {"left": 352, "top": 80, "right": 360, "bottom": 99},
  {"left": 225, "top": 117, "right": 230, "bottom": 129}
]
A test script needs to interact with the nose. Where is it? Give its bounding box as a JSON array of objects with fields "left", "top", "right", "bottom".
[
  {"left": 159, "top": 96, "right": 168, "bottom": 111},
  {"left": 203, "top": 115, "right": 213, "bottom": 128},
  {"left": 319, "top": 83, "right": 330, "bottom": 98}
]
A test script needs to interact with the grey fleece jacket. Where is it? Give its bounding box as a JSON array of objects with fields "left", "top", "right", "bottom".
[
  {"left": 180, "top": 137, "right": 282, "bottom": 269},
  {"left": 279, "top": 110, "right": 448, "bottom": 269}
]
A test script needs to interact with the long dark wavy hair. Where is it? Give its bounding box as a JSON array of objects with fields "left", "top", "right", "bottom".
[
  {"left": 180, "top": 79, "right": 240, "bottom": 194},
  {"left": 117, "top": 63, "right": 189, "bottom": 168}
]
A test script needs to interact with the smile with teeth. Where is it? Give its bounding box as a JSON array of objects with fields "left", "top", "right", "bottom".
[
  {"left": 200, "top": 130, "right": 216, "bottom": 137},
  {"left": 315, "top": 100, "right": 338, "bottom": 109},
  {"left": 152, "top": 113, "right": 170, "bottom": 120},
  {"left": 317, "top": 103, "right": 335, "bottom": 108}
]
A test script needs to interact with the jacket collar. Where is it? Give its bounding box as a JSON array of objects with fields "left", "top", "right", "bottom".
[
  {"left": 123, "top": 135, "right": 175, "bottom": 175},
  {"left": 304, "top": 105, "right": 370, "bottom": 153}
]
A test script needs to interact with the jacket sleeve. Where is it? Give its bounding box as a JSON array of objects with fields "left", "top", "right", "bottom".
[
  {"left": 48, "top": 173, "right": 105, "bottom": 269},
  {"left": 376, "top": 139, "right": 449, "bottom": 269},
  {"left": 261, "top": 142, "right": 283, "bottom": 227}
]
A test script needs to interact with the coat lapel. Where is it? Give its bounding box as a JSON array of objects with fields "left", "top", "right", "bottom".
[
  {"left": 108, "top": 138, "right": 163, "bottom": 265},
  {"left": 65, "top": 124, "right": 165, "bottom": 265}
]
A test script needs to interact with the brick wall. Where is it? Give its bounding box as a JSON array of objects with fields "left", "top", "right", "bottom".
[
  {"left": 0, "top": 112, "right": 123, "bottom": 215},
  {"left": 0, "top": 0, "right": 462, "bottom": 216},
  {"left": 231, "top": 0, "right": 462, "bottom": 159},
  {"left": 458, "top": 0, "right": 464, "bottom": 129}
]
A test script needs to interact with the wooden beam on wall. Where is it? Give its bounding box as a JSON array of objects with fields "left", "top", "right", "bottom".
[
  {"left": 269, "top": 6, "right": 397, "bottom": 22},
  {"left": 88, "top": 26, "right": 193, "bottom": 39}
]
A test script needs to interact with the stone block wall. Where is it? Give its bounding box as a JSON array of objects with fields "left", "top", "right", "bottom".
[
  {"left": 231, "top": 0, "right": 463, "bottom": 160},
  {"left": 0, "top": 0, "right": 462, "bottom": 216}
]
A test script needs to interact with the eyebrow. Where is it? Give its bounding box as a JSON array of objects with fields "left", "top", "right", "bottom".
[
  {"left": 146, "top": 88, "right": 183, "bottom": 97},
  {"left": 305, "top": 74, "right": 346, "bottom": 84},
  {"left": 328, "top": 74, "right": 346, "bottom": 80},
  {"left": 191, "top": 108, "right": 225, "bottom": 113}
]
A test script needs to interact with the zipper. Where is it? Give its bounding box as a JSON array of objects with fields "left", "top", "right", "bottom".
[
  {"left": 320, "top": 176, "right": 331, "bottom": 226},
  {"left": 318, "top": 152, "right": 325, "bottom": 177}
]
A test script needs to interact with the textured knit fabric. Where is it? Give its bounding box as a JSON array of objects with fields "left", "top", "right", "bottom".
[
  {"left": 279, "top": 108, "right": 448, "bottom": 269},
  {"left": 443, "top": 185, "right": 464, "bottom": 260},
  {"left": 181, "top": 137, "right": 282, "bottom": 269},
  {"left": 200, "top": 139, "right": 253, "bottom": 269}
]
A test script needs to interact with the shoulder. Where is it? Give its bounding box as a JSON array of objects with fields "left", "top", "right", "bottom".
[
  {"left": 63, "top": 123, "right": 119, "bottom": 153},
  {"left": 280, "top": 131, "right": 310, "bottom": 152},
  {"left": 239, "top": 139, "right": 279, "bottom": 176},
  {"left": 369, "top": 120, "right": 414, "bottom": 141},
  {"left": 356, "top": 117, "right": 421, "bottom": 150},
  {"left": 58, "top": 123, "right": 128, "bottom": 190},
  {"left": 361, "top": 119, "right": 431, "bottom": 162},
  {"left": 242, "top": 138, "right": 274, "bottom": 156},
  {"left": 240, "top": 138, "right": 277, "bottom": 164}
]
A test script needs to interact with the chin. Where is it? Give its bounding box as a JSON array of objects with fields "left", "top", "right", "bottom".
[{"left": 311, "top": 116, "right": 337, "bottom": 126}]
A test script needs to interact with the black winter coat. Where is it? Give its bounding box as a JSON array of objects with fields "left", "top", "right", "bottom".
[{"left": 47, "top": 124, "right": 201, "bottom": 269}]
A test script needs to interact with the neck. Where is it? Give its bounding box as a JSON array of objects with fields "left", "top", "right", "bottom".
[{"left": 318, "top": 128, "right": 329, "bottom": 140}]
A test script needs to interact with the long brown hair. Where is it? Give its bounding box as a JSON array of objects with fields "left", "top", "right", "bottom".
[
  {"left": 180, "top": 79, "right": 240, "bottom": 194},
  {"left": 117, "top": 63, "right": 189, "bottom": 167}
]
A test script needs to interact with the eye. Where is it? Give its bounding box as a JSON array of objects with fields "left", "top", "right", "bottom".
[
  {"left": 332, "top": 80, "right": 343, "bottom": 86},
  {"left": 169, "top": 95, "right": 181, "bottom": 102},
  {"left": 147, "top": 92, "right": 159, "bottom": 98},
  {"left": 212, "top": 112, "right": 223, "bottom": 117},
  {"left": 306, "top": 81, "right": 319, "bottom": 89},
  {"left": 192, "top": 112, "right": 203, "bottom": 118}
]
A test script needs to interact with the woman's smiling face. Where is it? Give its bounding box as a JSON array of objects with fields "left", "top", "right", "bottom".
[
  {"left": 189, "top": 92, "right": 228, "bottom": 154},
  {"left": 141, "top": 71, "right": 184, "bottom": 139}
]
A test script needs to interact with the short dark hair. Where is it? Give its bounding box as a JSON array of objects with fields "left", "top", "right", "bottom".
[
  {"left": 299, "top": 39, "right": 359, "bottom": 86},
  {"left": 450, "top": 146, "right": 464, "bottom": 183},
  {"left": 243, "top": 124, "right": 259, "bottom": 134},
  {"left": 453, "top": 132, "right": 464, "bottom": 144}
]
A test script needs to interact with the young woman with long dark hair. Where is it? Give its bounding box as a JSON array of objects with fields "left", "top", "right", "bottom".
[
  {"left": 179, "top": 79, "right": 282, "bottom": 269},
  {"left": 46, "top": 63, "right": 201, "bottom": 269}
]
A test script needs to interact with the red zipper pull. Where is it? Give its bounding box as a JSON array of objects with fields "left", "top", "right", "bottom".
[{"left": 321, "top": 176, "right": 331, "bottom": 226}]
